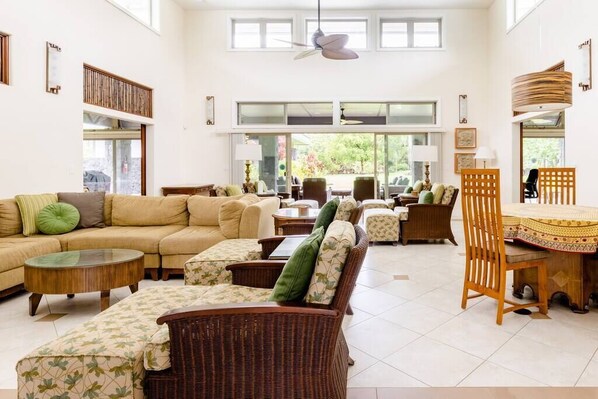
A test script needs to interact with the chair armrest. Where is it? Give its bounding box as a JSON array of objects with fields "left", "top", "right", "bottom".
[
  {"left": 404, "top": 203, "right": 454, "bottom": 223},
  {"left": 280, "top": 223, "right": 314, "bottom": 235},
  {"left": 226, "top": 260, "right": 286, "bottom": 288},
  {"left": 258, "top": 236, "right": 286, "bottom": 259}
]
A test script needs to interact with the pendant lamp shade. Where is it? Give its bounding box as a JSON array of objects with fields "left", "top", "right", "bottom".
[{"left": 512, "top": 71, "right": 572, "bottom": 112}]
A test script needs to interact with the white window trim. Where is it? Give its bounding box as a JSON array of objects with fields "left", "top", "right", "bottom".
[
  {"left": 304, "top": 16, "right": 371, "bottom": 51},
  {"left": 506, "top": 0, "right": 547, "bottom": 33},
  {"left": 377, "top": 16, "right": 445, "bottom": 51},
  {"left": 227, "top": 13, "right": 298, "bottom": 52},
  {"left": 105, "top": 0, "right": 160, "bottom": 34}
]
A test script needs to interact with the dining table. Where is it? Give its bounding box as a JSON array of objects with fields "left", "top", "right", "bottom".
[{"left": 502, "top": 203, "right": 598, "bottom": 312}]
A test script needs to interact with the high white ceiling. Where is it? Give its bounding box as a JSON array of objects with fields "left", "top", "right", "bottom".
[{"left": 174, "top": 0, "right": 495, "bottom": 11}]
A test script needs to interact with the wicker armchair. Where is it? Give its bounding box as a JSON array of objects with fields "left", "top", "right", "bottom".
[
  {"left": 399, "top": 188, "right": 459, "bottom": 246},
  {"left": 145, "top": 225, "right": 368, "bottom": 399}
]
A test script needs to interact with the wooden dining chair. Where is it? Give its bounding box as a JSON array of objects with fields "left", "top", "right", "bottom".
[
  {"left": 461, "top": 169, "right": 549, "bottom": 325},
  {"left": 537, "top": 167, "right": 576, "bottom": 205}
]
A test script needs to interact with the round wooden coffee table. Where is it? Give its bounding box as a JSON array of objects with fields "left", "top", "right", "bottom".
[{"left": 24, "top": 249, "right": 144, "bottom": 316}]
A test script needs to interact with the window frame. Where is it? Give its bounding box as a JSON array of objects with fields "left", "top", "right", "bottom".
[
  {"left": 230, "top": 18, "right": 294, "bottom": 51},
  {"left": 0, "top": 32, "right": 9, "bottom": 85},
  {"left": 506, "top": 0, "right": 546, "bottom": 31},
  {"left": 304, "top": 17, "right": 369, "bottom": 50},
  {"left": 378, "top": 18, "right": 443, "bottom": 50},
  {"left": 105, "top": 0, "right": 160, "bottom": 33}
]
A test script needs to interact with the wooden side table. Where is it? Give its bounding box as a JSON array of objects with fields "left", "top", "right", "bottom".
[{"left": 161, "top": 184, "right": 214, "bottom": 196}]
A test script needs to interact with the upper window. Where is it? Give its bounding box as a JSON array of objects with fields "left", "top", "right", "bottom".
[
  {"left": 507, "top": 0, "right": 544, "bottom": 29},
  {"left": 305, "top": 19, "right": 368, "bottom": 49},
  {"left": 341, "top": 102, "right": 437, "bottom": 125},
  {"left": 108, "top": 0, "right": 160, "bottom": 31},
  {"left": 237, "top": 102, "right": 333, "bottom": 125},
  {"left": 380, "top": 18, "right": 442, "bottom": 49},
  {"left": 0, "top": 32, "right": 8, "bottom": 85},
  {"left": 231, "top": 19, "right": 292, "bottom": 49}
]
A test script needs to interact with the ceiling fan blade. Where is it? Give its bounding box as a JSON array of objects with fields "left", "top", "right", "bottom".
[
  {"left": 341, "top": 119, "right": 364, "bottom": 125},
  {"left": 316, "top": 34, "right": 349, "bottom": 50},
  {"left": 294, "top": 49, "right": 320, "bottom": 60},
  {"left": 322, "top": 48, "right": 359, "bottom": 60},
  {"left": 276, "top": 38, "right": 311, "bottom": 47}
]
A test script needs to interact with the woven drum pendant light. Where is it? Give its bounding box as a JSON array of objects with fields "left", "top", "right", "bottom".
[{"left": 512, "top": 71, "right": 572, "bottom": 112}]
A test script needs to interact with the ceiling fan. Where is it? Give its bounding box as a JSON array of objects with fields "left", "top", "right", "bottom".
[
  {"left": 340, "top": 107, "right": 363, "bottom": 125},
  {"left": 289, "top": 0, "right": 359, "bottom": 61}
]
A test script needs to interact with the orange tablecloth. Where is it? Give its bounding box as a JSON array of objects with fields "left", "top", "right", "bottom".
[{"left": 502, "top": 203, "right": 598, "bottom": 253}]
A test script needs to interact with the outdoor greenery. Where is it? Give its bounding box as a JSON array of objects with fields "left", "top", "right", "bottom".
[{"left": 522, "top": 137, "right": 565, "bottom": 177}]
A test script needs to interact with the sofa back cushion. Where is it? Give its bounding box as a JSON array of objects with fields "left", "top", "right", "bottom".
[
  {"left": 305, "top": 220, "right": 356, "bottom": 305},
  {"left": 104, "top": 194, "right": 114, "bottom": 226},
  {"left": 58, "top": 191, "right": 106, "bottom": 228},
  {"left": 112, "top": 195, "right": 189, "bottom": 226},
  {"left": 334, "top": 197, "right": 357, "bottom": 222},
  {"left": 219, "top": 194, "right": 260, "bottom": 238},
  {"left": 313, "top": 197, "right": 339, "bottom": 232},
  {"left": 431, "top": 183, "right": 445, "bottom": 205},
  {"left": 441, "top": 185, "right": 456, "bottom": 205},
  {"left": 15, "top": 193, "right": 58, "bottom": 236},
  {"left": 418, "top": 190, "right": 434, "bottom": 204},
  {"left": 188, "top": 195, "right": 243, "bottom": 226},
  {"left": 0, "top": 198, "right": 23, "bottom": 237}
]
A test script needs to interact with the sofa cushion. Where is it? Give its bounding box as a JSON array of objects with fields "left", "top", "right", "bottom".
[
  {"left": 431, "top": 183, "right": 445, "bottom": 204},
  {"left": 313, "top": 198, "right": 339, "bottom": 232},
  {"left": 226, "top": 184, "right": 243, "bottom": 196},
  {"left": 58, "top": 191, "right": 105, "bottom": 228},
  {"left": 159, "top": 226, "right": 227, "bottom": 256},
  {"left": 0, "top": 237, "right": 61, "bottom": 273},
  {"left": 66, "top": 225, "right": 186, "bottom": 253},
  {"left": 270, "top": 227, "right": 325, "bottom": 302},
  {"left": 334, "top": 196, "right": 357, "bottom": 222},
  {"left": 36, "top": 203, "right": 80, "bottom": 235},
  {"left": 441, "top": 185, "right": 456, "bottom": 205},
  {"left": 418, "top": 190, "right": 434, "bottom": 204},
  {"left": 15, "top": 194, "right": 58, "bottom": 236},
  {"left": 112, "top": 195, "right": 189, "bottom": 226},
  {"left": 213, "top": 185, "right": 228, "bottom": 196},
  {"left": 0, "top": 199, "right": 23, "bottom": 237},
  {"left": 104, "top": 194, "right": 114, "bottom": 226},
  {"left": 412, "top": 180, "right": 424, "bottom": 193},
  {"left": 188, "top": 195, "right": 243, "bottom": 226},
  {"left": 219, "top": 194, "right": 260, "bottom": 238},
  {"left": 305, "top": 220, "right": 356, "bottom": 305}
]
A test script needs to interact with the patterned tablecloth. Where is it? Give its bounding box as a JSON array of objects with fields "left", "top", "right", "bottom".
[{"left": 502, "top": 203, "right": 598, "bottom": 253}]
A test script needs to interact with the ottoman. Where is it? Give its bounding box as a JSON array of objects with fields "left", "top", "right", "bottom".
[
  {"left": 290, "top": 199, "right": 320, "bottom": 209},
  {"left": 362, "top": 199, "right": 390, "bottom": 211},
  {"left": 184, "top": 239, "right": 262, "bottom": 285},
  {"left": 364, "top": 208, "right": 399, "bottom": 244}
]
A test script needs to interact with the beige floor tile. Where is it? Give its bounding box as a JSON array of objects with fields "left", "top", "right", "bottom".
[
  {"left": 350, "top": 289, "right": 406, "bottom": 315},
  {"left": 375, "top": 280, "right": 437, "bottom": 301},
  {"left": 413, "top": 287, "right": 471, "bottom": 316},
  {"left": 358, "top": 269, "right": 395, "bottom": 288},
  {"left": 0, "top": 388, "right": 15, "bottom": 398},
  {"left": 426, "top": 317, "right": 513, "bottom": 359},
  {"left": 345, "top": 318, "right": 420, "bottom": 359},
  {"left": 575, "top": 359, "right": 598, "bottom": 386},
  {"left": 384, "top": 336, "right": 484, "bottom": 387},
  {"left": 347, "top": 387, "right": 377, "bottom": 399},
  {"left": 377, "top": 387, "right": 598, "bottom": 399},
  {"left": 378, "top": 301, "right": 454, "bottom": 334},
  {"left": 347, "top": 345, "right": 379, "bottom": 379},
  {"left": 348, "top": 362, "right": 426, "bottom": 388},
  {"left": 343, "top": 307, "right": 375, "bottom": 329},
  {"left": 458, "top": 362, "right": 546, "bottom": 387},
  {"left": 489, "top": 336, "right": 591, "bottom": 386},
  {"left": 455, "top": 298, "right": 532, "bottom": 334}
]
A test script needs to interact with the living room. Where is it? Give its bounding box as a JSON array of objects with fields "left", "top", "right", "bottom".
[{"left": 1, "top": 0, "right": 598, "bottom": 397}]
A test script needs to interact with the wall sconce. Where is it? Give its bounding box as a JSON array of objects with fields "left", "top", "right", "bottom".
[
  {"left": 579, "top": 39, "right": 592, "bottom": 91},
  {"left": 46, "top": 42, "right": 61, "bottom": 94},
  {"left": 206, "top": 96, "right": 214, "bottom": 125},
  {"left": 459, "top": 94, "right": 468, "bottom": 124}
]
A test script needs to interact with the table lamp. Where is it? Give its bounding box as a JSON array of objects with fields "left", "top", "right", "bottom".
[
  {"left": 235, "top": 143, "right": 263, "bottom": 187},
  {"left": 475, "top": 146, "right": 495, "bottom": 168},
  {"left": 411, "top": 145, "right": 438, "bottom": 191}
]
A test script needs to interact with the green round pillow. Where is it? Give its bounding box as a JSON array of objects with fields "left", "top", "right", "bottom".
[{"left": 36, "top": 203, "right": 80, "bottom": 235}]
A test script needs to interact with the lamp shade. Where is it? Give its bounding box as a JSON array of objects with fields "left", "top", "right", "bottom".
[
  {"left": 474, "top": 146, "right": 495, "bottom": 160},
  {"left": 235, "top": 144, "right": 262, "bottom": 161},
  {"left": 411, "top": 145, "right": 438, "bottom": 162},
  {"left": 512, "top": 71, "right": 572, "bottom": 112}
]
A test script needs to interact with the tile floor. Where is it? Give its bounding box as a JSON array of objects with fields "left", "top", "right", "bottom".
[{"left": 3, "top": 222, "right": 598, "bottom": 396}]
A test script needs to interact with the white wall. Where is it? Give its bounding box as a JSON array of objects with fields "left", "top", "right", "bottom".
[
  {"left": 182, "top": 8, "right": 489, "bottom": 200},
  {"left": 0, "top": 0, "right": 186, "bottom": 197},
  {"left": 488, "top": 0, "right": 598, "bottom": 205}
]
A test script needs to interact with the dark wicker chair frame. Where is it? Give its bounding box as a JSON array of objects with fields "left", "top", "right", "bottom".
[
  {"left": 353, "top": 177, "right": 376, "bottom": 202},
  {"left": 301, "top": 177, "right": 327, "bottom": 207},
  {"left": 145, "top": 225, "right": 369, "bottom": 399},
  {"left": 399, "top": 188, "right": 459, "bottom": 246}
]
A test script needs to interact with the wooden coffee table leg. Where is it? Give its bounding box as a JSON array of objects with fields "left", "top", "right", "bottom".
[
  {"left": 29, "top": 293, "right": 43, "bottom": 316},
  {"left": 129, "top": 283, "right": 139, "bottom": 294},
  {"left": 100, "top": 290, "right": 110, "bottom": 312}
]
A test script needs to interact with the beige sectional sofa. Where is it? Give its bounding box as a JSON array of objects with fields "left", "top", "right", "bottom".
[{"left": 0, "top": 193, "right": 279, "bottom": 297}]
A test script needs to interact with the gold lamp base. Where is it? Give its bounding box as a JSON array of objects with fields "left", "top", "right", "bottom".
[
  {"left": 423, "top": 162, "right": 432, "bottom": 191},
  {"left": 244, "top": 161, "right": 252, "bottom": 186}
]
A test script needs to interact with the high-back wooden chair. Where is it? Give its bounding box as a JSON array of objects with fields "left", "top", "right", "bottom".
[
  {"left": 537, "top": 167, "right": 576, "bottom": 205},
  {"left": 461, "top": 169, "right": 548, "bottom": 325}
]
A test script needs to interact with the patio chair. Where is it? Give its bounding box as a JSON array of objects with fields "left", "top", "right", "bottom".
[
  {"left": 461, "top": 168, "right": 548, "bottom": 325},
  {"left": 302, "top": 177, "right": 327, "bottom": 207},
  {"left": 353, "top": 176, "right": 376, "bottom": 202},
  {"left": 523, "top": 168, "right": 538, "bottom": 199}
]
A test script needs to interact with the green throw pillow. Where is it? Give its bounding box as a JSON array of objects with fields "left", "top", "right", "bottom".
[
  {"left": 418, "top": 190, "right": 434, "bottom": 204},
  {"left": 403, "top": 186, "right": 413, "bottom": 194},
  {"left": 313, "top": 197, "right": 340, "bottom": 232},
  {"left": 36, "top": 203, "right": 80, "bottom": 235},
  {"left": 225, "top": 184, "right": 243, "bottom": 196},
  {"left": 269, "top": 227, "right": 325, "bottom": 302}
]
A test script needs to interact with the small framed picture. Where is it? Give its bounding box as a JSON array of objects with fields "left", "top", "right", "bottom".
[
  {"left": 455, "top": 153, "right": 475, "bottom": 174},
  {"left": 455, "top": 128, "right": 477, "bottom": 149}
]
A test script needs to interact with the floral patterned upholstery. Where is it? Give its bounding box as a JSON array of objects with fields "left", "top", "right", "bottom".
[
  {"left": 441, "top": 185, "right": 456, "bottom": 205},
  {"left": 184, "top": 239, "right": 262, "bottom": 285},
  {"left": 16, "top": 286, "right": 212, "bottom": 399},
  {"left": 362, "top": 199, "right": 390, "bottom": 211},
  {"left": 144, "top": 284, "right": 272, "bottom": 371},
  {"left": 364, "top": 208, "right": 399, "bottom": 243},
  {"left": 393, "top": 206, "right": 409, "bottom": 221},
  {"left": 334, "top": 197, "right": 357, "bottom": 221},
  {"left": 305, "top": 220, "right": 356, "bottom": 305}
]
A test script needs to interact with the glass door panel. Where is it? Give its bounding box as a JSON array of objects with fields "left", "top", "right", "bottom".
[{"left": 246, "top": 135, "right": 287, "bottom": 193}]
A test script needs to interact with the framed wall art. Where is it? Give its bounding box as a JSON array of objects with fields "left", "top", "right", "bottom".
[
  {"left": 455, "top": 127, "right": 477, "bottom": 149},
  {"left": 454, "top": 153, "right": 475, "bottom": 174}
]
